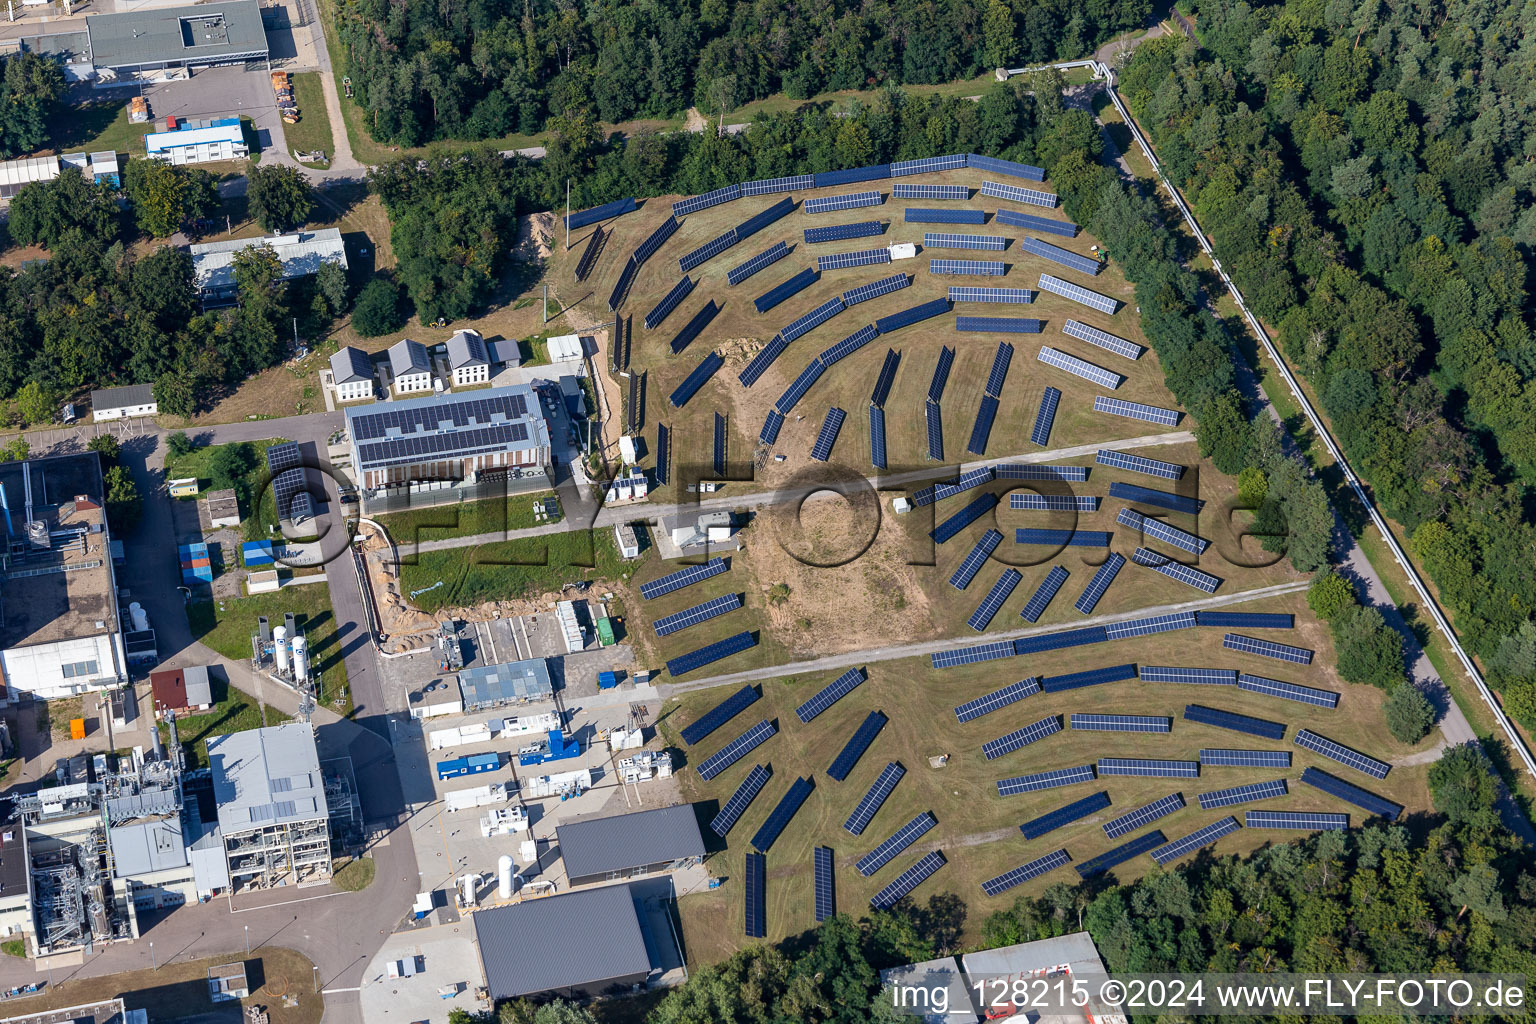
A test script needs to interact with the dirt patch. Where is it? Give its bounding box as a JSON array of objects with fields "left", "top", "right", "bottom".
[
  {"left": 683, "top": 107, "right": 708, "bottom": 133},
  {"left": 516, "top": 212, "right": 555, "bottom": 262}
]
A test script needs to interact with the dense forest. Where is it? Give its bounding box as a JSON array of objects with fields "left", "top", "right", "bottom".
[
  {"left": 1115, "top": 0, "right": 1536, "bottom": 723},
  {"left": 332, "top": 0, "right": 1151, "bottom": 147}
]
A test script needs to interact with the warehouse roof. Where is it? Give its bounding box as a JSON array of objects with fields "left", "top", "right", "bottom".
[
  {"left": 457, "top": 658, "right": 553, "bottom": 708},
  {"left": 208, "top": 723, "right": 329, "bottom": 833},
  {"left": 109, "top": 818, "right": 189, "bottom": 878},
  {"left": 190, "top": 228, "right": 347, "bottom": 295},
  {"left": 84, "top": 1, "right": 268, "bottom": 70},
  {"left": 473, "top": 884, "right": 651, "bottom": 999},
  {"left": 91, "top": 383, "right": 155, "bottom": 411},
  {"left": 556, "top": 804, "right": 704, "bottom": 880},
  {"left": 345, "top": 384, "right": 549, "bottom": 473}
]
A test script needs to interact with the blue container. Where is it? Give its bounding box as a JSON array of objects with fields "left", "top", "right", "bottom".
[
  {"left": 436, "top": 757, "right": 468, "bottom": 780},
  {"left": 465, "top": 752, "right": 500, "bottom": 774},
  {"left": 598, "top": 671, "right": 618, "bottom": 689}
]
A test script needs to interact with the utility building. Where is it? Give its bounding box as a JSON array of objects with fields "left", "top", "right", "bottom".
[
  {"left": 21, "top": 1, "right": 270, "bottom": 79},
  {"left": 556, "top": 804, "right": 705, "bottom": 888},
  {"left": 457, "top": 658, "right": 553, "bottom": 711},
  {"left": 90, "top": 384, "right": 158, "bottom": 421},
  {"left": 474, "top": 884, "right": 655, "bottom": 1000},
  {"left": 190, "top": 229, "right": 348, "bottom": 306},
  {"left": 208, "top": 724, "right": 333, "bottom": 892}
]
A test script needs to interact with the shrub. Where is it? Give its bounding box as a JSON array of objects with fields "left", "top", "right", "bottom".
[{"left": 352, "top": 279, "right": 405, "bottom": 337}]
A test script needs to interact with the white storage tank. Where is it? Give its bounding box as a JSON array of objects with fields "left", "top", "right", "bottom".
[
  {"left": 460, "top": 873, "right": 479, "bottom": 906},
  {"left": 291, "top": 635, "right": 309, "bottom": 682},
  {"left": 129, "top": 602, "right": 149, "bottom": 632},
  {"left": 273, "top": 625, "right": 289, "bottom": 674},
  {"left": 497, "top": 854, "right": 515, "bottom": 899}
]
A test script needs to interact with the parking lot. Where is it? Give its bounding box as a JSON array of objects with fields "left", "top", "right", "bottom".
[
  {"left": 358, "top": 927, "right": 487, "bottom": 1024},
  {"left": 133, "top": 65, "right": 290, "bottom": 159}
]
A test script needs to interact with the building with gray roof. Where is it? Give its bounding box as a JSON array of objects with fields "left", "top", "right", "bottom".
[
  {"left": 190, "top": 228, "right": 347, "bottom": 306},
  {"left": 447, "top": 330, "right": 490, "bottom": 387},
  {"left": 22, "top": 1, "right": 269, "bottom": 75},
  {"left": 207, "top": 724, "right": 332, "bottom": 891},
  {"left": 556, "top": 804, "right": 705, "bottom": 887},
  {"left": 457, "top": 658, "right": 553, "bottom": 711},
  {"left": 473, "top": 884, "right": 652, "bottom": 1000},
  {"left": 330, "top": 346, "right": 375, "bottom": 403},
  {"left": 388, "top": 338, "right": 433, "bottom": 395},
  {"left": 90, "top": 383, "right": 157, "bottom": 421}
]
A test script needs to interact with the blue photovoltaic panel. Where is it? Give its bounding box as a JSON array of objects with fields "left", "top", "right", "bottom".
[
  {"left": 1197, "top": 612, "right": 1294, "bottom": 629},
  {"left": 820, "top": 324, "right": 881, "bottom": 366},
  {"left": 728, "top": 242, "right": 791, "bottom": 285},
  {"left": 1224, "top": 634, "right": 1313, "bottom": 664},
  {"left": 949, "top": 529, "right": 1004, "bottom": 590},
  {"left": 1095, "top": 397, "right": 1182, "bottom": 426},
  {"left": 1299, "top": 767, "right": 1402, "bottom": 819},
  {"left": 1098, "top": 450, "right": 1186, "bottom": 480},
  {"left": 1038, "top": 273, "right": 1118, "bottom": 313},
  {"left": 828, "top": 712, "right": 888, "bottom": 782},
  {"left": 870, "top": 405, "right": 887, "bottom": 469},
  {"left": 985, "top": 342, "right": 1013, "bottom": 396},
  {"left": 1041, "top": 663, "right": 1137, "bottom": 694},
  {"left": 1183, "top": 704, "right": 1286, "bottom": 741},
  {"left": 696, "top": 719, "right": 777, "bottom": 780},
  {"left": 842, "top": 274, "right": 910, "bottom": 308},
  {"left": 1010, "top": 494, "right": 1099, "bottom": 511},
  {"left": 1071, "top": 713, "right": 1171, "bottom": 734},
  {"left": 1246, "top": 810, "right": 1350, "bottom": 831},
  {"left": 857, "top": 812, "right": 937, "bottom": 875},
  {"left": 928, "top": 346, "right": 955, "bottom": 402},
  {"left": 930, "top": 258, "right": 1007, "bottom": 275},
  {"left": 966, "top": 396, "right": 999, "bottom": 456},
  {"left": 1198, "top": 778, "right": 1288, "bottom": 810},
  {"left": 994, "top": 208, "right": 1078, "bottom": 236},
  {"left": 1075, "top": 831, "right": 1167, "bottom": 879},
  {"left": 736, "top": 196, "right": 795, "bottom": 239},
  {"left": 969, "top": 155, "right": 1047, "bottom": 181},
  {"left": 673, "top": 184, "right": 742, "bottom": 217},
  {"left": 1038, "top": 346, "right": 1123, "bottom": 389},
  {"left": 654, "top": 593, "right": 744, "bottom": 636},
  {"left": 634, "top": 215, "right": 680, "bottom": 265},
  {"left": 814, "top": 846, "right": 835, "bottom": 922},
  {"left": 1020, "top": 791, "right": 1112, "bottom": 840},
  {"left": 1200, "top": 749, "right": 1291, "bottom": 768},
  {"left": 782, "top": 297, "right": 847, "bottom": 343},
  {"left": 1109, "top": 481, "right": 1202, "bottom": 514},
  {"left": 877, "top": 298, "right": 952, "bottom": 333},
  {"left": 968, "top": 569, "right": 1022, "bottom": 631},
  {"left": 1014, "top": 626, "right": 1108, "bottom": 655},
  {"left": 1019, "top": 566, "right": 1069, "bottom": 623},
  {"left": 669, "top": 352, "right": 724, "bottom": 409},
  {"left": 680, "top": 684, "right": 759, "bottom": 745},
  {"left": 819, "top": 248, "right": 892, "bottom": 271},
  {"left": 1294, "top": 732, "right": 1390, "bottom": 779},
  {"left": 669, "top": 300, "right": 720, "bottom": 355},
  {"left": 1102, "top": 793, "right": 1186, "bottom": 839},
  {"left": 1103, "top": 612, "right": 1198, "bottom": 640},
  {"left": 958, "top": 316, "right": 1042, "bottom": 333},
  {"left": 1020, "top": 236, "right": 1102, "bottom": 275},
  {"left": 680, "top": 228, "right": 741, "bottom": 273},
  {"left": 805, "top": 220, "right": 884, "bottom": 245},
  {"left": 931, "top": 640, "right": 1016, "bottom": 669},
  {"left": 655, "top": 422, "right": 670, "bottom": 484},
  {"left": 641, "top": 558, "right": 729, "bottom": 600},
  {"left": 751, "top": 776, "right": 815, "bottom": 852},
  {"left": 893, "top": 183, "right": 970, "bottom": 199},
  {"left": 1097, "top": 757, "right": 1200, "bottom": 778},
  {"left": 1063, "top": 319, "right": 1143, "bottom": 360},
  {"left": 870, "top": 851, "right": 946, "bottom": 910},
  {"left": 775, "top": 359, "right": 825, "bottom": 415},
  {"left": 741, "top": 174, "right": 814, "bottom": 196},
  {"left": 871, "top": 349, "right": 901, "bottom": 406},
  {"left": 813, "top": 164, "right": 892, "bottom": 187},
  {"left": 739, "top": 335, "right": 790, "bottom": 387},
  {"left": 1117, "top": 509, "right": 1209, "bottom": 555},
  {"left": 760, "top": 410, "right": 784, "bottom": 445},
  {"left": 845, "top": 762, "right": 905, "bottom": 835},
  {"left": 949, "top": 286, "right": 1035, "bottom": 303},
  {"left": 1141, "top": 666, "right": 1237, "bottom": 686},
  {"left": 608, "top": 256, "right": 639, "bottom": 311},
  {"left": 1031, "top": 386, "right": 1062, "bottom": 446},
  {"left": 996, "top": 764, "right": 1096, "bottom": 796},
  {"left": 906, "top": 208, "right": 987, "bottom": 224},
  {"left": 1016, "top": 528, "right": 1112, "bottom": 548},
  {"left": 892, "top": 154, "right": 968, "bottom": 176},
  {"left": 805, "top": 190, "right": 884, "bottom": 214},
  {"left": 913, "top": 466, "right": 996, "bottom": 505},
  {"left": 645, "top": 276, "right": 696, "bottom": 330},
  {"left": 982, "top": 849, "right": 1072, "bottom": 895},
  {"left": 809, "top": 407, "right": 847, "bottom": 462},
  {"left": 755, "top": 268, "right": 819, "bottom": 313},
  {"left": 980, "top": 179, "right": 1057, "bottom": 206},
  {"left": 744, "top": 851, "right": 766, "bottom": 937},
  {"left": 954, "top": 678, "right": 1041, "bottom": 723},
  {"left": 1237, "top": 673, "right": 1339, "bottom": 708},
  {"left": 1073, "top": 553, "right": 1126, "bottom": 613},
  {"left": 795, "top": 667, "right": 868, "bottom": 723},
  {"left": 1151, "top": 817, "right": 1242, "bottom": 864},
  {"left": 566, "top": 196, "right": 636, "bottom": 230},
  {"left": 711, "top": 764, "right": 772, "bottom": 836},
  {"left": 1132, "top": 548, "right": 1222, "bottom": 593},
  {"left": 924, "top": 232, "right": 1007, "bottom": 250},
  {"left": 666, "top": 631, "right": 757, "bottom": 676},
  {"left": 931, "top": 494, "right": 998, "bottom": 544}
]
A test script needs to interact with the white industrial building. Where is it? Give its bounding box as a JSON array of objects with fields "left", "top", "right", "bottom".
[
  {"left": 144, "top": 121, "right": 250, "bottom": 166},
  {"left": 389, "top": 339, "right": 434, "bottom": 395},
  {"left": 329, "top": 346, "right": 375, "bottom": 403},
  {"left": 190, "top": 228, "right": 349, "bottom": 306},
  {"left": 208, "top": 723, "right": 334, "bottom": 891},
  {"left": 447, "top": 330, "right": 490, "bottom": 387},
  {"left": 90, "top": 384, "right": 157, "bottom": 421},
  {"left": 546, "top": 334, "right": 585, "bottom": 362}
]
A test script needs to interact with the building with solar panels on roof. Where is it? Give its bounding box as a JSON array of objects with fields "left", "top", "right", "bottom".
[
  {"left": 343, "top": 384, "right": 552, "bottom": 514},
  {"left": 555, "top": 804, "right": 705, "bottom": 887}
]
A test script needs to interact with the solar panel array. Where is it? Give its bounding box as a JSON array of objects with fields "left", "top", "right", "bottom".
[
  {"left": 565, "top": 196, "right": 636, "bottom": 230},
  {"left": 1246, "top": 810, "right": 1350, "bottom": 830},
  {"left": 739, "top": 335, "right": 790, "bottom": 387},
  {"left": 655, "top": 423, "right": 671, "bottom": 484},
  {"left": 967, "top": 396, "right": 999, "bottom": 456},
  {"left": 954, "top": 678, "right": 1041, "bottom": 723},
  {"left": 1072, "top": 713, "right": 1172, "bottom": 733},
  {"left": 751, "top": 776, "right": 815, "bottom": 852},
  {"left": 858, "top": 812, "right": 937, "bottom": 875},
  {"left": 949, "top": 286, "right": 1035, "bottom": 304},
  {"left": 815, "top": 164, "right": 892, "bottom": 187},
  {"left": 645, "top": 275, "right": 695, "bottom": 329},
  {"left": 782, "top": 297, "right": 847, "bottom": 343},
  {"left": 871, "top": 349, "right": 901, "bottom": 406},
  {"left": 810, "top": 407, "right": 847, "bottom": 462},
  {"left": 1109, "top": 481, "right": 1202, "bottom": 514},
  {"left": 869, "top": 405, "right": 887, "bottom": 468},
  {"left": 667, "top": 352, "right": 724, "bottom": 410},
  {"left": 760, "top": 410, "right": 784, "bottom": 445},
  {"left": 1019, "top": 236, "right": 1102, "bottom": 276},
  {"left": 949, "top": 529, "right": 1004, "bottom": 590},
  {"left": 1019, "top": 566, "right": 1070, "bottom": 622},
  {"left": 969, "top": 569, "right": 1022, "bottom": 631},
  {"left": 1038, "top": 273, "right": 1118, "bottom": 313},
  {"left": 828, "top": 711, "right": 888, "bottom": 782},
  {"left": 1151, "top": 817, "right": 1242, "bottom": 865},
  {"left": 845, "top": 761, "right": 906, "bottom": 835},
  {"left": 983, "top": 716, "right": 1062, "bottom": 760},
  {"left": 1038, "top": 346, "right": 1123, "bottom": 389},
  {"left": 1200, "top": 612, "right": 1295, "bottom": 629},
  {"left": 914, "top": 466, "right": 997, "bottom": 505},
  {"left": 1198, "top": 778, "right": 1288, "bottom": 810},
  {"left": 775, "top": 361, "right": 826, "bottom": 416},
  {"left": 634, "top": 215, "right": 680, "bottom": 264},
  {"left": 744, "top": 851, "right": 766, "bottom": 937},
  {"left": 1200, "top": 749, "right": 1291, "bottom": 768},
  {"left": 654, "top": 593, "right": 744, "bottom": 636},
  {"left": 1238, "top": 673, "right": 1339, "bottom": 708},
  {"left": 710, "top": 764, "right": 772, "bottom": 836},
  {"left": 713, "top": 411, "right": 727, "bottom": 476},
  {"left": 1294, "top": 731, "right": 1390, "bottom": 779},
  {"left": 728, "top": 242, "right": 791, "bottom": 285},
  {"left": 931, "top": 640, "right": 1017, "bottom": 669},
  {"left": 980, "top": 179, "right": 1057, "bottom": 206},
  {"left": 736, "top": 195, "right": 796, "bottom": 240},
  {"left": 814, "top": 846, "right": 835, "bottom": 922},
  {"left": 573, "top": 223, "right": 604, "bottom": 283},
  {"left": 674, "top": 183, "right": 742, "bottom": 217},
  {"left": 1063, "top": 319, "right": 1143, "bottom": 360},
  {"left": 1076, "top": 830, "right": 1167, "bottom": 879},
  {"left": 1102, "top": 792, "right": 1186, "bottom": 838},
  {"left": 266, "top": 443, "right": 306, "bottom": 523},
  {"left": 805, "top": 220, "right": 884, "bottom": 245},
  {"left": 1097, "top": 757, "right": 1200, "bottom": 778},
  {"left": 1094, "top": 397, "right": 1182, "bottom": 427},
  {"left": 608, "top": 254, "right": 638, "bottom": 310},
  {"left": 818, "top": 247, "right": 892, "bottom": 272},
  {"left": 877, "top": 298, "right": 952, "bottom": 333},
  {"left": 997, "top": 764, "right": 1097, "bottom": 796},
  {"left": 805, "top": 190, "right": 884, "bottom": 214},
  {"left": 1029, "top": 386, "right": 1062, "bottom": 447},
  {"left": 894, "top": 183, "right": 970, "bottom": 199},
  {"left": 1010, "top": 494, "right": 1098, "bottom": 511},
  {"left": 1016, "top": 528, "right": 1112, "bottom": 547},
  {"left": 1074, "top": 553, "right": 1126, "bottom": 613},
  {"left": 1103, "top": 611, "right": 1198, "bottom": 640},
  {"left": 1224, "top": 634, "right": 1313, "bottom": 664},
  {"left": 925, "top": 232, "right": 1008, "bottom": 251},
  {"left": 892, "top": 154, "right": 969, "bottom": 175},
  {"left": 871, "top": 851, "right": 946, "bottom": 909},
  {"left": 982, "top": 849, "right": 1072, "bottom": 895},
  {"left": 1041, "top": 663, "right": 1137, "bottom": 694},
  {"left": 907, "top": 208, "right": 987, "bottom": 225},
  {"left": 795, "top": 667, "right": 869, "bottom": 723},
  {"left": 755, "top": 267, "right": 819, "bottom": 313},
  {"left": 1098, "top": 449, "right": 1186, "bottom": 479},
  {"left": 975, "top": 343, "right": 1014, "bottom": 399},
  {"left": 666, "top": 630, "right": 757, "bottom": 676},
  {"left": 1020, "top": 791, "right": 1112, "bottom": 840},
  {"left": 697, "top": 719, "right": 777, "bottom": 780},
  {"left": 641, "top": 558, "right": 729, "bottom": 599},
  {"left": 680, "top": 229, "right": 740, "bottom": 272},
  {"left": 1118, "top": 509, "right": 1209, "bottom": 555},
  {"left": 1184, "top": 704, "right": 1286, "bottom": 740},
  {"left": 930, "top": 494, "right": 998, "bottom": 543},
  {"left": 1141, "top": 666, "right": 1237, "bottom": 685},
  {"left": 842, "top": 273, "right": 910, "bottom": 307},
  {"left": 1014, "top": 625, "right": 1108, "bottom": 654},
  {"left": 741, "top": 173, "right": 814, "bottom": 195},
  {"left": 1299, "top": 767, "right": 1402, "bottom": 819},
  {"left": 680, "top": 684, "right": 759, "bottom": 745},
  {"left": 994, "top": 208, "right": 1078, "bottom": 236},
  {"left": 958, "top": 316, "right": 1042, "bottom": 333},
  {"left": 930, "top": 258, "right": 1007, "bottom": 275},
  {"left": 670, "top": 300, "right": 720, "bottom": 354}
]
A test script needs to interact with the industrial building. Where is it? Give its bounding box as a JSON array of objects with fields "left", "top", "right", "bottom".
[
  {"left": 206, "top": 489, "right": 240, "bottom": 528},
  {"left": 149, "top": 666, "right": 214, "bottom": 718},
  {"left": 144, "top": 120, "right": 250, "bottom": 166},
  {"left": 90, "top": 384, "right": 157, "bottom": 421},
  {"left": 388, "top": 339, "right": 434, "bottom": 395},
  {"left": 329, "top": 346, "right": 375, "bottom": 403},
  {"left": 447, "top": 330, "right": 491, "bottom": 387},
  {"left": 0, "top": 454, "right": 126, "bottom": 705},
  {"left": 20, "top": 1, "right": 270, "bottom": 78},
  {"left": 208, "top": 724, "right": 336, "bottom": 891},
  {"left": 473, "top": 884, "right": 653, "bottom": 1000},
  {"left": 190, "top": 228, "right": 348, "bottom": 306},
  {"left": 457, "top": 658, "right": 553, "bottom": 711},
  {"left": 0, "top": 153, "right": 120, "bottom": 202},
  {"left": 555, "top": 804, "right": 704, "bottom": 888}
]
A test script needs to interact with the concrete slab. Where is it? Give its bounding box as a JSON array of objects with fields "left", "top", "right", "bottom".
[{"left": 358, "top": 927, "right": 488, "bottom": 1024}]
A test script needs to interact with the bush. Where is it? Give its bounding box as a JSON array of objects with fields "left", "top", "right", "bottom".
[
  {"left": 352, "top": 278, "right": 405, "bottom": 337},
  {"left": 1384, "top": 683, "right": 1435, "bottom": 743},
  {"left": 1428, "top": 744, "right": 1499, "bottom": 825},
  {"left": 1308, "top": 571, "right": 1356, "bottom": 620},
  {"left": 166, "top": 431, "right": 195, "bottom": 458},
  {"left": 1332, "top": 604, "right": 1407, "bottom": 689},
  {"left": 207, "top": 442, "right": 257, "bottom": 493}
]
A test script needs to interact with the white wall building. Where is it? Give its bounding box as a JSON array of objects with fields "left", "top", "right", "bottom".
[
  {"left": 447, "top": 330, "right": 490, "bottom": 387},
  {"left": 90, "top": 384, "right": 157, "bottom": 421},
  {"left": 329, "top": 346, "right": 374, "bottom": 403},
  {"left": 389, "top": 339, "right": 434, "bottom": 395},
  {"left": 190, "top": 228, "right": 349, "bottom": 306}
]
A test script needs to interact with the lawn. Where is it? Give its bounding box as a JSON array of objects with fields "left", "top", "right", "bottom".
[
  {"left": 284, "top": 73, "right": 335, "bottom": 167},
  {"left": 188, "top": 585, "right": 352, "bottom": 713},
  {"left": 158, "top": 673, "right": 292, "bottom": 771},
  {"left": 373, "top": 490, "right": 559, "bottom": 546},
  {"left": 332, "top": 854, "right": 376, "bottom": 891},
  {"left": 398, "top": 529, "right": 629, "bottom": 613},
  {"left": 164, "top": 437, "right": 291, "bottom": 541},
  {"left": 37, "top": 100, "right": 154, "bottom": 157}
]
